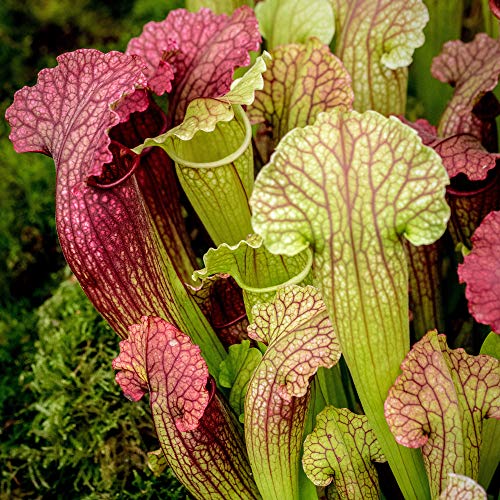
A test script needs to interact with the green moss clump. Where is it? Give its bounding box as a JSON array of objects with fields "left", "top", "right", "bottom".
[{"left": 1, "top": 277, "right": 187, "bottom": 499}]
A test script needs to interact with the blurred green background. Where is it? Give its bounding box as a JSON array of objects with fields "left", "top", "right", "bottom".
[{"left": 0, "top": 1, "right": 188, "bottom": 498}]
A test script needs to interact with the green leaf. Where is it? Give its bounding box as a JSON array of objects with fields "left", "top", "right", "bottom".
[
  {"left": 385, "top": 330, "right": 500, "bottom": 498},
  {"left": 478, "top": 418, "right": 500, "bottom": 490},
  {"left": 332, "top": 0, "right": 429, "bottom": 114},
  {"left": 302, "top": 406, "right": 386, "bottom": 497},
  {"left": 133, "top": 53, "right": 271, "bottom": 246},
  {"left": 245, "top": 285, "right": 341, "bottom": 500},
  {"left": 248, "top": 37, "right": 353, "bottom": 152},
  {"left": 219, "top": 340, "right": 262, "bottom": 420},
  {"left": 251, "top": 108, "right": 450, "bottom": 499},
  {"left": 193, "top": 234, "right": 313, "bottom": 319},
  {"left": 255, "top": 0, "right": 334, "bottom": 49},
  {"left": 480, "top": 331, "right": 500, "bottom": 359},
  {"left": 478, "top": 332, "right": 500, "bottom": 491},
  {"left": 147, "top": 449, "right": 168, "bottom": 477}
]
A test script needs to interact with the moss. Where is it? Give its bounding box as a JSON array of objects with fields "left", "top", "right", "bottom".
[{"left": 1, "top": 278, "right": 187, "bottom": 499}]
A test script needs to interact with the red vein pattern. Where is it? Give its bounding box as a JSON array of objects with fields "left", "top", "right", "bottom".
[
  {"left": 458, "top": 211, "right": 500, "bottom": 332},
  {"left": 109, "top": 98, "right": 198, "bottom": 279},
  {"left": 399, "top": 116, "right": 500, "bottom": 247},
  {"left": 406, "top": 240, "right": 445, "bottom": 338},
  {"left": 446, "top": 179, "right": 500, "bottom": 248},
  {"left": 245, "top": 285, "right": 340, "bottom": 499},
  {"left": 6, "top": 50, "right": 148, "bottom": 177},
  {"left": 113, "top": 316, "right": 260, "bottom": 500},
  {"left": 126, "top": 6, "right": 261, "bottom": 124},
  {"left": 302, "top": 406, "right": 386, "bottom": 497},
  {"left": 432, "top": 34, "right": 500, "bottom": 138},
  {"left": 247, "top": 37, "right": 353, "bottom": 154},
  {"left": 5, "top": 50, "right": 226, "bottom": 377},
  {"left": 399, "top": 117, "right": 499, "bottom": 182},
  {"left": 331, "top": 0, "right": 427, "bottom": 115},
  {"left": 439, "top": 473, "right": 487, "bottom": 499},
  {"left": 4, "top": 50, "right": 177, "bottom": 338},
  {"left": 385, "top": 330, "right": 500, "bottom": 498},
  {"left": 187, "top": 274, "right": 249, "bottom": 348},
  {"left": 431, "top": 135, "right": 499, "bottom": 181},
  {"left": 250, "top": 108, "right": 449, "bottom": 498}
]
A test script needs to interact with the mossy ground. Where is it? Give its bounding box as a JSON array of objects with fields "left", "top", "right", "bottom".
[{"left": 1, "top": 278, "right": 187, "bottom": 499}]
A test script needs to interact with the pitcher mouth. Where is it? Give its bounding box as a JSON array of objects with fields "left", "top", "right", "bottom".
[
  {"left": 235, "top": 247, "right": 314, "bottom": 294},
  {"left": 193, "top": 238, "right": 314, "bottom": 295},
  {"left": 446, "top": 167, "right": 499, "bottom": 197},
  {"left": 165, "top": 105, "right": 253, "bottom": 169}
]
